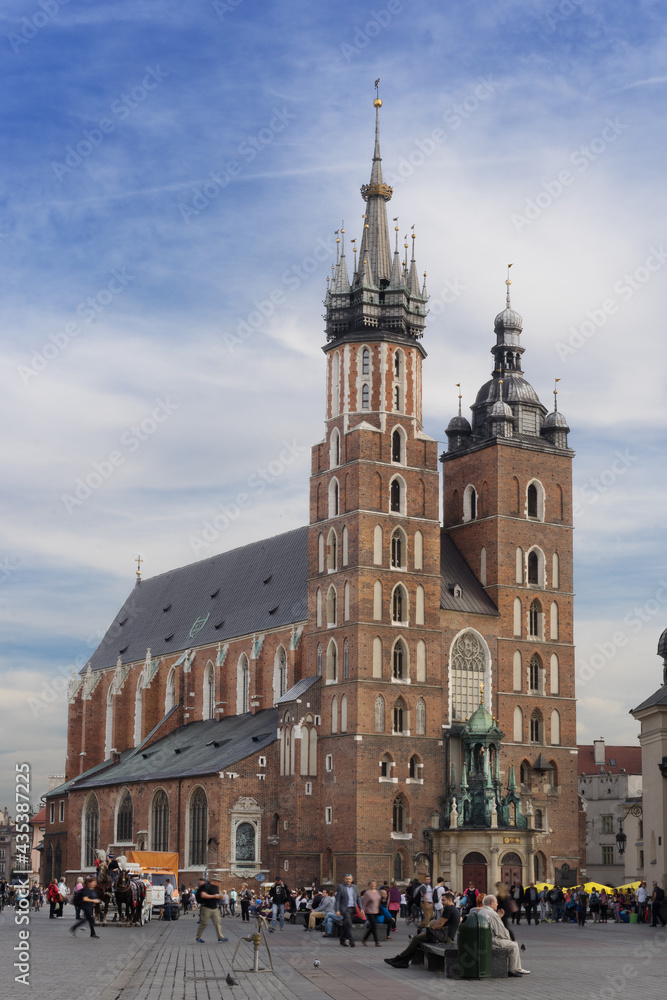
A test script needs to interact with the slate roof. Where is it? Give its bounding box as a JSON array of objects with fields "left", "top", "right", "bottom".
[
  {"left": 577, "top": 744, "right": 642, "bottom": 775},
  {"left": 84, "top": 520, "right": 496, "bottom": 680},
  {"left": 631, "top": 685, "right": 667, "bottom": 714},
  {"left": 86, "top": 526, "right": 309, "bottom": 672},
  {"left": 67, "top": 709, "right": 279, "bottom": 790},
  {"left": 440, "top": 532, "right": 499, "bottom": 616},
  {"left": 276, "top": 675, "right": 321, "bottom": 705}
]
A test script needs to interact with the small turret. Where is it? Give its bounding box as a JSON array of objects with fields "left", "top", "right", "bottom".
[{"left": 542, "top": 379, "right": 570, "bottom": 449}]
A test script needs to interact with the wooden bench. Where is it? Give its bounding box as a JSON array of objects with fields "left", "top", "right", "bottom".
[{"left": 414, "top": 942, "right": 510, "bottom": 978}]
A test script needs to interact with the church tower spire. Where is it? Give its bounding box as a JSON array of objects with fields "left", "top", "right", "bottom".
[{"left": 324, "top": 95, "right": 427, "bottom": 344}]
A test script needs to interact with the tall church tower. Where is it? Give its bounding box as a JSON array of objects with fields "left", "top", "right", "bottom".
[
  {"left": 304, "top": 97, "right": 444, "bottom": 884},
  {"left": 440, "top": 274, "right": 580, "bottom": 884}
]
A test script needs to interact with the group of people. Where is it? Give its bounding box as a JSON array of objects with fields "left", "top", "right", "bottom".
[{"left": 499, "top": 879, "right": 666, "bottom": 928}]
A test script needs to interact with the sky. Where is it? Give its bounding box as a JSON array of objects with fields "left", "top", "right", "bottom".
[{"left": 1, "top": 0, "right": 667, "bottom": 813}]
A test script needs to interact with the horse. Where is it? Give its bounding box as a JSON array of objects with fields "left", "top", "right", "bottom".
[
  {"left": 115, "top": 870, "right": 145, "bottom": 926},
  {"left": 94, "top": 861, "right": 113, "bottom": 926}
]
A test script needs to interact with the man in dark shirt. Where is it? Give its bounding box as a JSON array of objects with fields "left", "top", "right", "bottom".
[
  {"left": 384, "top": 892, "right": 460, "bottom": 968},
  {"left": 69, "top": 878, "right": 100, "bottom": 939},
  {"left": 268, "top": 876, "right": 291, "bottom": 931},
  {"left": 195, "top": 877, "right": 228, "bottom": 943}
]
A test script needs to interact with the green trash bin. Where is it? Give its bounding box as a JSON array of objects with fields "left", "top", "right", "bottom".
[{"left": 458, "top": 909, "right": 492, "bottom": 979}]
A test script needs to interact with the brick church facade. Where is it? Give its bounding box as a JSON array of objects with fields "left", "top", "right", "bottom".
[{"left": 44, "top": 98, "right": 581, "bottom": 892}]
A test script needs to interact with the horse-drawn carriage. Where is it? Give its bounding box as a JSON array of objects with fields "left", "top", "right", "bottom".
[{"left": 93, "top": 852, "right": 152, "bottom": 926}]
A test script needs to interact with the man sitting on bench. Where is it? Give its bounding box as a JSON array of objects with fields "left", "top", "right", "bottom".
[
  {"left": 480, "top": 895, "right": 530, "bottom": 976},
  {"left": 384, "top": 892, "right": 460, "bottom": 969}
]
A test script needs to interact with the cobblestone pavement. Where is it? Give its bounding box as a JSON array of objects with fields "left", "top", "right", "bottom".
[{"left": 3, "top": 906, "right": 667, "bottom": 1000}]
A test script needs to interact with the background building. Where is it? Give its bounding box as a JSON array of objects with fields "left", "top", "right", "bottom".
[
  {"left": 631, "top": 628, "right": 667, "bottom": 889},
  {"left": 44, "top": 99, "right": 581, "bottom": 891},
  {"left": 578, "top": 739, "right": 643, "bottom": 885}
]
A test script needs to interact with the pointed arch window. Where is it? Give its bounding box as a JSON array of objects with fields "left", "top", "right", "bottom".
[
  {"left": 165, "top": 666, "right": 176, "bottom": 712},
  {"left": 528, "top": 550, "right": 538, "bottom": 585},
  {"left": 133, "top": 678, "right": 143, "bottom": 747},
  {"left": 375, "top": 695, "right": 385, "bottom": 732},
  {"left": 530, "top": 710, "right": 543, "bottom": 744},
  {"left": 105, "top": 685, "right": 114, "bottom": 758},
  {"left": 238, "top": 654, "right": 250, "bottom": 713},
  {"left": 390, "top": 478, "right": 402, "bottom": 513},
  {"left": 84, "top": 795, "right": 99, "bottom": 868},
  {"left": 116, "top": 789, "right": 133, "bottom": 843},
  {"left": 393, "top": 384, "right": 401, "bottom": 411},
  {"left": 394, "top": 852, "right": 404, "bottom": 880},
  {"left": 391, "top": 528, "right": 406, "bottom": 568},
  {"left": 392, "top": 795, "right": 406, "bottom": 832},
  {"left": 527, "top": 483, "right": 538, "bottom": 518},
  {"left": 394, "top": 351, "right": 402, "bottom": 378},
  {"left": 416, "top": 697, "right": 426, "bottom": 735},
  {"left": 344, "top": 581, "right": 350, "bottom": 620},
  {"left": 151, "top": 790, "right": 169, "bottom": 851},
  {"left": 392, "top": 584, "right": 407, "bottom": 624},
  {"left": 189, "top": 788, "right": 207, "bottom": 866},
  {"left": 392, "top": 638, "right": 407, "bottom": 680},
  {"left": 331, "top": 696, "right": 338, "bottom": 733},
  {"left": 330, "top": 428, "right": 340, "bottom": 468},
  {"left": 340, "top": 695, "right": 348, "bottom": 732},
  {"left": 275, "top": 646, "right": 288, "bottom": 700},
  {"left": 327, "top": 528, "right": 337, "bottom": 571},
  {"left": 450, "top": 631, "right": 487, "bottom": 721},
  {"left": 326, "top": 640, "right": 338, "bottom": 682},
  {"left": 343, "top": 638, "right": 349, "bottom": 679},
  {"left": 362, "top": 347, "right": 370, "bottom": 376},
  {"left": 361, "top": 383, "right": 370, "bottom": 409},
  {"left": 203, "top": 661, "right": 215, "bottom": 720},
  {"left": 329, "top": 478, "right": 339, "bottom": 518},
  {"left": 327, "top": 585, "right": 337, "bottom": 626},
  {"left": 392, "top": 427, "right": 405, "bottom": 464},
  {"left": 529, "top": 600, "right": 541, "bottom": 638},
  {"left": 529, "top": 654, "right": 540, "bottom": 692},
  {"left": 317, "top": 644, "right": 322, "bottom": 676},
  {"left": 393, "top": 697, "right": 407, "bottom": 734},
  {"left": 463, "top": 484, "right": 477, "bottom": 522}
]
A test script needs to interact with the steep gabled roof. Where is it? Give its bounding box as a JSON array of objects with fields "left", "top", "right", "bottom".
[
  {"left": 440, "top": 531, "right": 499, "bottom": 616},
  {"left": 86, "top": 526, "right": 308, "bottom": 672}
]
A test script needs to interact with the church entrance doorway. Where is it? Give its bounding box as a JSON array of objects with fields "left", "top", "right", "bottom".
[
  {"left": 462, "top": 851, "right": 487, "bottom": 895},
  {"left": 500, "top": 851, "right": 522, "bottom": 890}
]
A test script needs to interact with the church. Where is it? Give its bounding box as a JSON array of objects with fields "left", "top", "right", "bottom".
[{"left": 44, "top": 96, "right": 581, "bottom": 893}]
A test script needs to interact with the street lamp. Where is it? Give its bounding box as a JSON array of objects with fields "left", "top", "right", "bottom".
[{"left": 616, "top": 817, "right": 627, "bottom": 857}]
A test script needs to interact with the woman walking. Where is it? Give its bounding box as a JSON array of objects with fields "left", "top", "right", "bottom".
[{"left": 362, "top": 879, "right": 382, "bottom": 947}]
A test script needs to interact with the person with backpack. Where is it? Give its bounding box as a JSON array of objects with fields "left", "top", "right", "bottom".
[
  {"left": 589, "top": 889, "right": 600, "bottom": 923},
  {"left": 69, "top": 877, "right": 100, "bottom": 939}
]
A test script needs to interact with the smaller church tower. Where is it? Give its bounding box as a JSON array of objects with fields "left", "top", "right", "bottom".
[{"left": 440, "top": 272, "right": 580, "bottom": 886}]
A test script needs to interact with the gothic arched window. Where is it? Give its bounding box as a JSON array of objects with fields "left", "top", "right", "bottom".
[
  {"left": 362, "top": 347, "right": 370, "bottom": 375},
  {"left": 529, "top": 600, "right": 541, "bottom": 638},
  {"left": 189, "top": 788, "right": 208, "bottom": 866},
  {"left": 116, "top": 790, "right": 133, "bottom": 843},
  {"left": 151, "top": 790, "right": 169, "bottom": 852},
  {"left": 362, "top": 384, "right": 370, "bottom": 409},
  {"left": 84, "top": 795, "right": 99, "bottom": 868},
  {"left": 529, "top": 654, "right": 540, "bottom": 691},
  {"left": 392, "top": 795, "right": 406, "bottom": 832},
  {"left": 393, "top": 697, "right": 407, "bottom": 734},
  {"left": 450, "top": 631, "right": 486, "bottom": 721},
  {"left": 375, "top": 695, "right": 385, "bottom": 733},
  {"left": 390, "top": 478, "right": 402, "bottom": 513},
  {"left": 392, "top": 584, "right": 407, "bottom": 623},
  {"left": 392, "top": 639, "right": 406, "bottom": 680},
  {"left": 416, "top": 697, "right": 426, "bottom": 735}
]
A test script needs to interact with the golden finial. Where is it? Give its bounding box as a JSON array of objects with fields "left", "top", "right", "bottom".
[
  {"left": 554, "top": 378, "right": 561, "bottom": 411},
  {"left": 136, "top": 554, "right": 143, "bottom": 582},
  {"left": 456, "top": 382, "right": 462, "bottom": 417},
  {"left": 374, "top": 78, "right": 382, "bottom": 108}
]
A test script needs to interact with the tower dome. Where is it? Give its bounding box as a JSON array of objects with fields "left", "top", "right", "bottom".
[
  {"left": 494, "top": 303, "right": 523, "bottom": 334},
  {"left": 542, "top": 383, "right": 570, "bottom": 449},
  {"left": 658, "top": 626, "right": 667, "bottom": 662}
]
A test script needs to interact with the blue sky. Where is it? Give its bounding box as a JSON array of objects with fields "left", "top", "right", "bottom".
[{"left": 1, "top": 0, "right": 667, "bottom": 812}]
